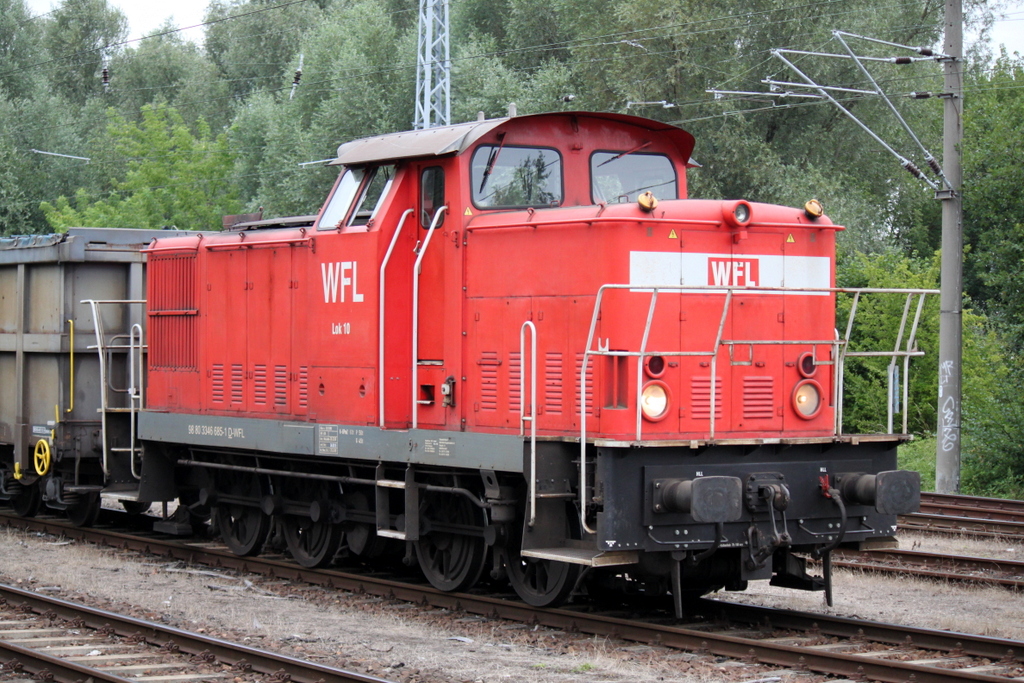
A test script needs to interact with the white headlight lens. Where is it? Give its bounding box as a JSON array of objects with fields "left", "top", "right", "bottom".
[
  {"left": 792, "top": 381, "right": 821, "bottom": 418},
  {"left": 734, "top": 203, "right": 750, "bottom": 223},
  {"left": 641, "top": 382, "right": 670, "bottom": 420}
]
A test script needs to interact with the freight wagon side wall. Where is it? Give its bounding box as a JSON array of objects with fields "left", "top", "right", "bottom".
[{"left": 0, "top": 229, "right": 157, "bottom": 475}]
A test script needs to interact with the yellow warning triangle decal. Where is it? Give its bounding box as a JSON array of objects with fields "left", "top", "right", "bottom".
[
  {"left": 786, "top": 234, "right": 795, "bottom": 243},
  {"left": 464, "top": 207, "right": 473, "bottom": 216},
  {"left": 668, "top": 229, "right": 678, "bottom": 239}
]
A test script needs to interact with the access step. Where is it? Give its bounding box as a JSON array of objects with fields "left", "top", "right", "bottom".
[{"left": 520, "top": 547, "right": 638, "bottom": 567}]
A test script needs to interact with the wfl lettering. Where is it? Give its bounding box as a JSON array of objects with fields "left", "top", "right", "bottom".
[
  {"left": 321, "top": 261, "right": 364, "bottom": 303},
  {"left": 708, "top": 258, "right": 759, "bottom": 287}
]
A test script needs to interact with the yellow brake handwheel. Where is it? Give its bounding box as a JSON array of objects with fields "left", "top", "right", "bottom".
[{"left": 33, "top": 439, "right": 51, "bottom": 476}]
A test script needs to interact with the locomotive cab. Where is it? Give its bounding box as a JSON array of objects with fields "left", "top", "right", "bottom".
[{"left": 127, "top": 112, "right": 932, "bottom": 614}]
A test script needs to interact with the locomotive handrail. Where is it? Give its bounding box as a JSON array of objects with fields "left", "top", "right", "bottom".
[
  {"left": 203, "top": 235, "right": 314, "bottom": 251},
  {"left": 412, "top": 206, "right": 448, "bottom": 430},
  {"left": 463, "top": 215, "right": 837, "bottom": 233},
  {"left": 578, "top": 283, "right": 939, "bottom": 528},
  {"left": 142, "top": 244, "right": 200, "bottom": 254},
  {"left": 520, "top": 321, "right": 538, "bottom": 527},
  {"left": 379, "top": 208, "right": 414, "bottom": 427}
]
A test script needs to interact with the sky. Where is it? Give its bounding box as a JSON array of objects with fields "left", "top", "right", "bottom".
[{"left": 22, "top": 0, "right": 1024, "bottom": 61}]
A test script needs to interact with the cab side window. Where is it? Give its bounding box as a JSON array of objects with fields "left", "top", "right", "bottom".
[
  {"left": 421, "top": 166, "right": 445, "bottom": 228},
  {"left": 317, "top": 167, "right": 364, "bottom": 230},
  {"left": 349, "top": 165, "right": 394, "bottom": 227}
]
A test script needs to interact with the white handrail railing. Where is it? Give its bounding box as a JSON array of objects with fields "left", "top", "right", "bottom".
[
  {"left": 520, "top": 321, "right": 538, "bottom": 527},
  {"left": 577, "top": 284, "right": 938, "bottom": 535},
  {"left": 411, "top": 206, "right": 447, "bottom": 429},
  {"left": 379, "top": 209, "right": 415, "bottom": 427}
]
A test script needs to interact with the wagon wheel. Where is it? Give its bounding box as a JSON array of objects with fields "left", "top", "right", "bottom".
[
  {"left": 215, "top": 471, "right": 271, "bottom": 557},
  {"left": 11, "top": 481, "right": 41, "bottom": 518},
  {"left": 415, "top": 490, "right": 487, "bottom": 592},
  {"left": 342, "top": 490, "right": 388, "bottom": 560},
  {"left": 67, "top": 491, "right": 101, "bottom": 527},
  {"left": 505, "top": 504, "right": 583, "bottom": 608},
  {"left": 281, "top": 481, "right": 342, "bottom": 568}
]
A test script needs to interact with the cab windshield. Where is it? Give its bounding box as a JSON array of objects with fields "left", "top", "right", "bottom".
[
  {"left": 591, "top": 152, "right": 677, "bottom": 204},
  {"left": 471, "top": 145, "right": 562, "bottom": 209}
]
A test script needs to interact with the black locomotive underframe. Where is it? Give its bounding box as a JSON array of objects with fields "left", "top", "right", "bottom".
[
  {"left": 594, "top": 440, "right": 903, "bottom": 572},
  {"left": 136, "top": 412, "right": 913, "bottom": 607}
]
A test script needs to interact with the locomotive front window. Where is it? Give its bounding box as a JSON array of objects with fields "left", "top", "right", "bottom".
[
  {"left": 318, "top": 167, "right": 365, "bottom": 230},
  {"left": 590, "top": 151, "right": 677, "bottom": 204},
  {"left": 471, "top": 145, "right": 562, "bottom": 209}
]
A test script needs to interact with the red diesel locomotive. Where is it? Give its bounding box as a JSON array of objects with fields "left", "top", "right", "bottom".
[{"left": 5, "top": 111, "right": 929, "bottom": 614}]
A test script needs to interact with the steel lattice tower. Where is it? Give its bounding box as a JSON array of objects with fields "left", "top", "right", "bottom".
[{"left": 414, "top": 0, "right": 450, "bottom": 129}]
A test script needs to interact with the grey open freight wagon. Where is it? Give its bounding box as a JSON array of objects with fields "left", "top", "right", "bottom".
[{"left": 0, "top": 228, "right": 179, "bottom": 524}]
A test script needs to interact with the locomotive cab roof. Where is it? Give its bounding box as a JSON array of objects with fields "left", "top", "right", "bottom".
[{"left": 329, "top": 111, "right": 699, "bottom": 168}]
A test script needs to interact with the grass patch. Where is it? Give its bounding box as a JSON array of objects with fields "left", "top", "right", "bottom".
[{"left": 898, "top": 436, "right": 936, "bottom": 492}]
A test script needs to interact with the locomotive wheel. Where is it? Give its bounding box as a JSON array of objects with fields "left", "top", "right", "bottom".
[
  {"left": 67, "top": 492, "right": 101, "bottom": 527},
  {"left": 415, "top": 491, "right": 487, "bottom": 592},
  {"left": 281, "top": 482, "right": 342, "bottom": 568},
  {"left": 11, "top": 481, "right": 41, "bottom": 518},
  {"left": 215, "top": 472, "right": 271, "bottom": 557},
  {"left": 505, "top": 505, "right": 583, "bottom": 608},
  {"left": 282, "top": 514, "right": 342, "bottom": 568}
]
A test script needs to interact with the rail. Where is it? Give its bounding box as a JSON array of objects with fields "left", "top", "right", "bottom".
[{"left": 577, "top": 284, "right": 938, "bottom": 532}]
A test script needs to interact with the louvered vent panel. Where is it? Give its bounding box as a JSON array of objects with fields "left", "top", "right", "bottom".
[
  {"left": 691, "top": 376, "right": 723, "bottom": 419},
  {"left": 574, "top": 354, "right": 595, "bottom": 416},
  {"left": 274, "top": 365, "right": 288, "bottom": 406},
  {"left": 253, "top": 365, "right": 267, "bottom": 405},
  {"left": 743, "top": 376, "right": 775, "bottom": 419},
  {"left": 508, "top": 352, "right": 521, "bottom": 412},
  {"left": 149, "top": 253, "right": 198, "bottom": 370},
  {"left": 545, "top": 352, "right": 563, "bottom": 415},
  {"left": 231, "top": 364, "right": 244, "bottom": 404},
  {"left": 211, "top": 364, "right": 225, "bottom": 403},
  {"left": 480, "top": 351, "right": 498, "bottom": 411},
  {"left": 298, "top": 367, "right": 309, "bottom": 408}
]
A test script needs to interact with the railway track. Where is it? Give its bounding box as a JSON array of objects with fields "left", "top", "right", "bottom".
[
  {"left": 833, "top": 547, "right": 1024, "bottom": 589},
  {"left": 0, "top": 580, "right": 392, "bottom": 683},
  {"left": 2, "top": 510, "right": 1023, "bottom": 683},
  {"left": 900, "top": 492, "right": 1024, "bottom": 541}
]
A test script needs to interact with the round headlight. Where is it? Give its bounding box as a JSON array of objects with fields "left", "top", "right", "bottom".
[
  {"left": 792, "top": 380, "right": 823, "bottom": 419},
  {"left": 734, "top": 203, "right": 750, "bottom": 223},
  {"left": 641, "top": 381, "right": 671, "bottom": 421}
]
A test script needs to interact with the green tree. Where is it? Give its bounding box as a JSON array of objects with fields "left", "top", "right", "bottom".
[
  {"left": 204, "top": 0, "right": 323, "bottom": 100},
  {"left": 835, "top": 248, "right": 1024, "bottom": 497},
  {"left": 108, "top": 24, "right": 232, "bottom": 132},
  {"left": 43, "top": 0, "right": 127, "bottom": 104},
  {"left": 962, "top": 52, "right": 1024, "bottom": 349},
  {"left": 0, "top": 0, "right": 46, "bottom": 99},
  {"left": 40, "top": 104, "right": 240, "bottom": 230}
]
